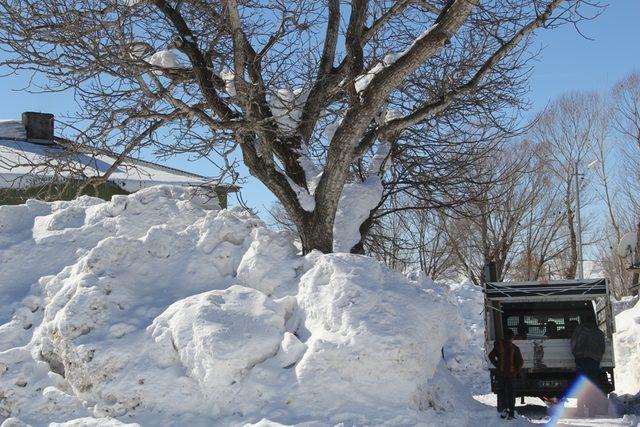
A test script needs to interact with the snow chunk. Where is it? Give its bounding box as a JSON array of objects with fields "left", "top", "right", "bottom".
[
  {"left": 354, "top": 54, "right": 401, "bottom": 94},
  {"left": 332, "top": 142, "right": 390, "bottom": 253},
  {"left": 352, "top": 26, "right": 437, "bottom": 95},
  {"left": 268, "top": 88, "right": 308, "bottom": 132},
  {"left": 286, "top": 177, "right": 315, "bottom": 212},
  {"left": 150, "top": 286, "right": 288, "bottom": 405},
  {"left": 276, "top": 332, "right": 307, "bottom": 368},
  {"left": 297, "top": 144, "right": 323, "bottom": 196},
  {"left": 220, "top": 69, "right": 236, "bottom": 97},
  {"left": 145, "top": 50, "right": 180, "bottom": 69},
  {"left": 333, "top": 177, "right": 383, "bottom": 252},
  {"left": 368, "top": 141, "right": 391, "bottom": 174},
  {"left": 324, "top": 119, "right": 341, "bottom": 142},
  {"left": 383, "top": 108, "right": 404, "bottom": 123},
  {"left": 237, "top": 227, "right": 303, "bottom": 297}
]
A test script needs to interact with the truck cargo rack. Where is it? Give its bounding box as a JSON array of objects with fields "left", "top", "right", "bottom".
[{"left": 483, "top": 279, "right": 607, "bottom": 302}]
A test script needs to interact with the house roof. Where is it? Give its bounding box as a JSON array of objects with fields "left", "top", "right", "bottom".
[{"left": 0, "top": 121, "right": 237, "bottom": 193}]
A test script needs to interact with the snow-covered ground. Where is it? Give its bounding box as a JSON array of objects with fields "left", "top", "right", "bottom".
[
  {"left": 474, "top": 394, "right": 639, "bottom": 426},
  {"left": 0, "top": 186, "right": 638, "bottom": 426}
]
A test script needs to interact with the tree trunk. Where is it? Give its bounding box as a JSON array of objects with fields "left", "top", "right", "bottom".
[
  {"left": 297, "top": 213, "right": 334, "bottom": 254},
  {"left": 351, "top": 214, "right": 375, "bottom": 255}
]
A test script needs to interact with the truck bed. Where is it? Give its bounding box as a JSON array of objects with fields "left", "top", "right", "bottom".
[{"left": 507, "top": 338, "right": 614, "bottom": 370}]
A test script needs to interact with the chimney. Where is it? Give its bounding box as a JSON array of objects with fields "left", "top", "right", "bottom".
[{"left": 22, "top": 112, "right": 54, "bottom": 143}]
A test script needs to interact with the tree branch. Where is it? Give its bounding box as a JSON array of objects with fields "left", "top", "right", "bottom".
[{"left": 382, "top": 0, "right": 565, "bottom": 133}]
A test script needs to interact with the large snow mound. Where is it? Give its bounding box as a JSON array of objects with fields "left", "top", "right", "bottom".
[
  {"left": 0, "top": 186, "right": 498, "bottom": 426},
  {"left": 438, "top": 280, "right": 489, "bottom": 395},
  {"left": 614, "top": 299, "right": 640, "bottom": 395},
  {"left": 296, "top": 255, "right": 454, "bottom": 415}
]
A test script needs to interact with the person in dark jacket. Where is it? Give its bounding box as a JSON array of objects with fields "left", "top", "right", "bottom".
[
  {"left": 571, "top": 315, "right": 605, "bottom": 383},
  {"left": 545, "top": 321, "right": 558, "bottom": 338},
  {"left": 570, "top": 314, "right": 606, "bottom": 416},
  {"left": 564, "top": 319, "right": 579, "bottom": 338},
  {"left": 489, "top": 329, "right": 524, "bottom": 420}
]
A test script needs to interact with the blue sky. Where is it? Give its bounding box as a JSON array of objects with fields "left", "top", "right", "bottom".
[{"left": 0, "top": 1, "right": 638, "bottom": 217}]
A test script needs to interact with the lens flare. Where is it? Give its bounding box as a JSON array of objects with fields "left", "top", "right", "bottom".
[{"left": 547, "top": 374, "right": 608, "bottom": 426}]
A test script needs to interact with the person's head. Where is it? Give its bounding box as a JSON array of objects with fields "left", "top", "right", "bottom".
[
  {"left": 566, "top": 320, "right": 579, "bottom": 333},
  {"left": 582, "top": 313, "right": 597, "bottom": 327},
  {"left": 546, "top": 321, "right": 557, "bottom": 334},
  {"left": 517, "top": 322, "right": 528, "bottom": 338},
  {"left": 504, "top": 329, "right": 515, "bottom": 342}
]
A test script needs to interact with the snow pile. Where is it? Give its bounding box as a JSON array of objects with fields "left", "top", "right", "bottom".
[
  {"left": 439, "top": 280, "right": 490, "bottom": 394},
  {"left": 614, "top": 296, "right": 640, "bottom": 317},
  {"left": 296, "top": 256, "right": 449, "bottom": 415},
  {"left": 612, "top": 297, "right": 640, "bottom": 415},
  {"left": 0, "top": 186, "right": 497, "bottom": 426},
  {"left": 614, "top": 299, "right": 640, "bottom": 395}
]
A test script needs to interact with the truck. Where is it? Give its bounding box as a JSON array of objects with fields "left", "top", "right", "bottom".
[{"left": 482, "top": 277, "right": 615, "bottom": 399}]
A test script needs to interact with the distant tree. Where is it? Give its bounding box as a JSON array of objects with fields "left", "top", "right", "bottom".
[
  {"left": 442, "top": 139, "right": 554, "bottom": 283},
  {"left": 612, "top": 71, "right": 640, "bottom": 219},
  {"left": 363, "top": 197, "right": 456, "bottom": 279},
  {"left": 532, "top": 92, "right": 603, "bottom": 279},
  {"left": 604, "top": 70, "right": 640, "bottom": 296},
  {"left": 0, "top": 0, "right": 598, "bottom": 253}
]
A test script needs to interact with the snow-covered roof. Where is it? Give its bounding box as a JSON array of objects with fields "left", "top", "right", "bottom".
[
  {"left": 0, "top": 137, "right": 224, "bottom": 192},
  {"left": 0, "top": 119, "right": 27, "bottom": 140}
]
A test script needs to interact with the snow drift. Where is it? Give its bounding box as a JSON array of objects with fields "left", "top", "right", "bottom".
[
  {"left": 0, "top": 186, "right": 496, "bottom": 426},
  {"left": 614, "top": 299, "right": 640, "bottom": 395}
]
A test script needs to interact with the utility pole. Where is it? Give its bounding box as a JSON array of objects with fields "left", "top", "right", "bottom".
[{"left": 574, "top": 160, "right": 584, "bottom": 280}]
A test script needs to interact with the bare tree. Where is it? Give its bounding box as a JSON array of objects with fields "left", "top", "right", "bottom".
[
  {"left": 613, "top": 71, "right": 640, "bottom": 148},
  {"left": 441, "top": 139, "right": 554, "bottom": 283},
  {"left": 612, "top": 71, "right": 640, "bottom": 219},
  {"left": 364, "top": 198, "right": 456, "bottom": 279},
  {"left": 532, "top": 92, "right": 603, "bottom": 278},
  {"left": 0, "top": 0, "right": 598, "bottom": 253},
  {"left": 583, "top": 90, "right": 630, "bottom": 296},
  {"left": 602, "top": 70, "right": 640, "bottom": 295},
  {"left": 406, "top": 209, "right": 456, "bottom": 280},
  {"left": 365, "top": 205, "right": 413, "bottom": 271}
]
